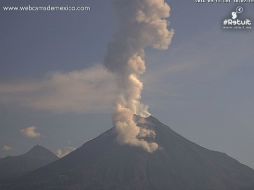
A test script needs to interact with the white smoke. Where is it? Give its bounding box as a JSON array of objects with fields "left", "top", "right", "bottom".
[
  {"left": 2, "top": 145, "right": 12, "bottom": 151},
  {"left": 105, "top": 0, "right": 174, "bottom": 152},
  {"left": 56, "top": 146, "right": 76, "bottom": 158}
]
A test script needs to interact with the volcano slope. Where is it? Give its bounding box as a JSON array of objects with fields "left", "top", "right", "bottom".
[{"left": 5, "top": 116, "right": 254, "bottom": 190}]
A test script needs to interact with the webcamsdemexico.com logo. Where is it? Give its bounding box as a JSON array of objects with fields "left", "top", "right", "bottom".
[{"left": 222, "top": 6, "right": 252, "bottom": 30}]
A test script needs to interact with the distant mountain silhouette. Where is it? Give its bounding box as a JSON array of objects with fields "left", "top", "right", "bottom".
[
  {"left": 4, "top": 116, "right": 254, "bottom": 190},
  {"left": 0, "top": 145, "right": 58, "bottom": 184}
]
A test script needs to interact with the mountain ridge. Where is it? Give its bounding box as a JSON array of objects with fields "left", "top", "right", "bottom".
[
  {"left": 4, "top": 115, "right": 254, "bottom": 190},
  {"left": 0, "top": 145, "right": 58, "bottom": 183}
]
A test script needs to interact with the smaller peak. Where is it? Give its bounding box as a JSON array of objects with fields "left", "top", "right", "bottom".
[
  {"left": 33, "top": 144, "right": 44, "bottom": 149},
  {"left": 28, "top": 144, "right": 48, "bottom": 152},
  {"left": 24, "top": 145, "right": 58, "bottom": 160}
]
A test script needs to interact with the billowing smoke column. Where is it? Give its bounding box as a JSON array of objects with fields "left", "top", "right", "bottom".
[{"left": 105, "top": 0, "right": 174, "bottom": 152}]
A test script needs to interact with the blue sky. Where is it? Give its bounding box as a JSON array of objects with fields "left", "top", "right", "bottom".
[{"left": 0, "top": 0, "right": 254, "bottom": 166}]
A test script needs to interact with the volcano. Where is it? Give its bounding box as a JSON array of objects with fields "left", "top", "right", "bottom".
[
  {"left": 0, "top": 145, "right": 58, "bottom": 183},
  {"left": 4, "top": 116, "right": 254, "bottom": 190}
]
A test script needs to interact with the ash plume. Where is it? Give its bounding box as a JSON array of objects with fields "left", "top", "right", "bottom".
[{"left": 105, "top": 0, "right": 174, "bottom": 152}]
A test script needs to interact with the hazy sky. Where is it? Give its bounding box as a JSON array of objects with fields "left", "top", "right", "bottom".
[{"left": 0, "top": 0, "right": 254, "bottom": 167}]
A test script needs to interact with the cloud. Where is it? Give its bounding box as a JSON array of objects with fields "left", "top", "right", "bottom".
[
  {"left": 0, "top": 65, "right": 116, "bottom": 113},
  {"left": 2, "top": 145, "right": 12, "bottom": 151},
  {"left": 56, "top": 146, "right": 75, "bottom": 158},
  {"left": 20, "top": 126, "right": 41, "bottom": 139}
]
